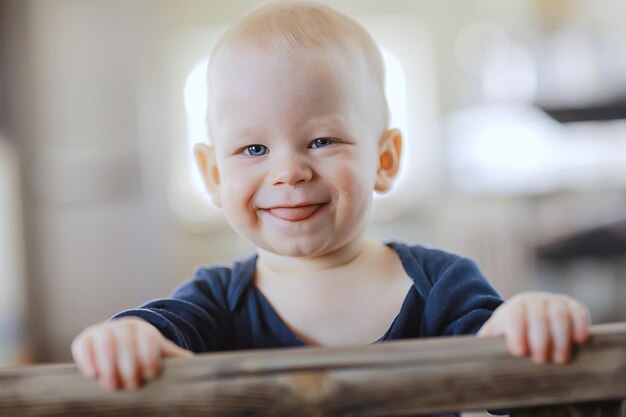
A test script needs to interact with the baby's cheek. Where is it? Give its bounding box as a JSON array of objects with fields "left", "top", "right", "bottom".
[
  {"left": 335, "top": 165, "right": 373, "bottom": 221},
  {"left": 221, "top": 178, "right": 256, "bottom": 223}
]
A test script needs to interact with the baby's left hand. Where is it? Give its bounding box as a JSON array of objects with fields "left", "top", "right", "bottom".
[{"left": 478, "top": 291, "right": 591, "bottom": 364}]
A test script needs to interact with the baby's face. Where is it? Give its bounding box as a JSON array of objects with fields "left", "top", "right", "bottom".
[{"left": 205, "top": 43, "right": 388, "bottom": 258}]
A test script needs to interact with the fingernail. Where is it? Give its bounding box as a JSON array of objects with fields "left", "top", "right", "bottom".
[
  {"left": 109, "top": 378, "right": 118, "bottom": 390},
  {"left": 127, "top": 379, "right": 138, "bottom": 390},
  {"left": 100, "top": 378, "right": 114, "bottom": 391},
  {"left": 143, "top": 368, "right": 155, "bottom": 381},
  {"left": 87, "top": 365, "right": 97, "bottom": 378}
]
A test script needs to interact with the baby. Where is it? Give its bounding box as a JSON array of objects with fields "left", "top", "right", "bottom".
[{"left": 72, "top": 1, "right": 590, "bottom": 391}]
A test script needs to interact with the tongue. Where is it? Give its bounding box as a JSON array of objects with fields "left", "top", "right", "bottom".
[{"left": 268, "top": 205, "right": 321, "bottom": 221}]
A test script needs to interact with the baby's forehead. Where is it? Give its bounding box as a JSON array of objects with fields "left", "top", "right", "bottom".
[
  {"left": 210, "top": 39, "right": 355, "bottom": 85},
  {"left": 209, "top": 2, "right": 384, "bottom": 84}
]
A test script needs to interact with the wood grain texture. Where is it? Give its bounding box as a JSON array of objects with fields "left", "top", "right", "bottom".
[{"left": 0, "top": 323, "right": 624, "bottom": 417}]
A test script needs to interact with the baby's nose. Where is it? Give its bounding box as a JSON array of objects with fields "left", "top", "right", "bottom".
[{"left": 270, "top": 154, "right": 313, "bottom": 186}]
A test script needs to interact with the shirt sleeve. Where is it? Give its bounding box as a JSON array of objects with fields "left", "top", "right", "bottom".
[
  {"left": 111, "top": 267, "right": 233, "bottom": 353},
  {"left": 420, "top": 256, "right": 504, "bottom": 337},
  {"left": 419, "top": 253, "right": 509, "bottom": 417}
]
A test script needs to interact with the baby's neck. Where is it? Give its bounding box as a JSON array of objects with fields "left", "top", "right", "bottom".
[{"left": 256, "top": 236, "right": 371, "bottom": 277}]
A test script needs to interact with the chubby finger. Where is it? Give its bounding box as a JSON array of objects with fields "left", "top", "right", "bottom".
[
  {"left": 113, "top": 326, "right": 140, "bottom": 390},
  {"left": 72, "top": 334, "right": 98, "bottom": 378},
  {"left": 547, "top": 300, "right": 572, "bottom": 364},
  {"left": 136, "top": 328, "right": 161, "bottom": 381},
  {"left": 568, "top": 299, "right": 591, "bottom": 343},
  {"left": 93, "top": 328, "right": 121, "bottom": 390},
  {"left": 503, "top": 302, "right": 528, "bottom": 357},
  {"left": 526, "top": 299, "right": 550, "bottom": 363}
]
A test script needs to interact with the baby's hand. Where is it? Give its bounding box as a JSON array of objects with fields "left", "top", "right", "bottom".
[
  {"left": 71, "top": 317, "right": 192, "bottom": 390},
  {"left": 478, "top": 291, "right": 591, "bottom": 364}
]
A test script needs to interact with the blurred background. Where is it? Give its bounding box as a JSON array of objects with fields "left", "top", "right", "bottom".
[{"left": 1, "top": 0, "right": 625, "bottom": 365}]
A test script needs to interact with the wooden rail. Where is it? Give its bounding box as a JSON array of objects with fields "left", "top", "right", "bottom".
[{"left": 1, "top": 323, "right": 624, "bottom": 417}]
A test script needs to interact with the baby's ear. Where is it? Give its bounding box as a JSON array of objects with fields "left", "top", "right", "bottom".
[
  {"left": 374, "top": 128, "right": 403, "bottom": 193},
  {"left": 193, "top": 143, "right": 222, "bottom": 207}
]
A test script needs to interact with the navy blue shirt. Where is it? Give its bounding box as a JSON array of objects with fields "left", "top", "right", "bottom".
[
  {"left": 113, "top": 241, "right": 504, "bottom": 417},
  {"left": 113, "top": 241, "right": 503, "bottom": 352}
]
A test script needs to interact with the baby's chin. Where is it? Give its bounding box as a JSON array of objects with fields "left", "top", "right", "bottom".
[
  {"left": 256, "top": 236, "right": 346, "bottom": 259},
  {"left": 265, "top": 241, "right": 334, "bottom": 258}
]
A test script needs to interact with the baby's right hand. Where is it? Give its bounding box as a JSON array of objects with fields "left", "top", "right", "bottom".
[{"left": 71, "top": 317, "right": 192, "bottom": 390}]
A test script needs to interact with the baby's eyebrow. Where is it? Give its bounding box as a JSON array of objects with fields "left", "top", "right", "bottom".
[
  {"left": 225, "top": 126, "right": 264, "bottom": 141},
  {"left": 305, "top": 114, "right": 347, "bottom": 130}
]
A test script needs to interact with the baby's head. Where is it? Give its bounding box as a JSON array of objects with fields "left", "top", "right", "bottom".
[{"left": 195, "top": 1, "right": 403, "bottom": 258}]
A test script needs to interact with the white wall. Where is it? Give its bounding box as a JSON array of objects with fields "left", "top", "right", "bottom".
[{"left": 0, "top": 136, "right": 28, "bottom": 364}]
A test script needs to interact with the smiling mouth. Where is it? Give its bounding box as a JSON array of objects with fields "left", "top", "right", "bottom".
[{"left": 263, "top": 203, "right": 325, "bottom": 222}]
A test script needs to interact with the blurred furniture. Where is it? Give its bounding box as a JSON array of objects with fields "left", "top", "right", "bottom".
[
  {"left": 536, "top": 219, "right": 626, "bottom": 261},
  {"left": 541, "top": 98, "right": 626, "bottom": 123},
  {"left": 536, "top": 218, "right": 626, "bottom": 322}
]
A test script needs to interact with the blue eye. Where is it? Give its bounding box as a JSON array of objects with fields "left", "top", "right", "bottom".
[
  {"left": 309, "top": 138, "right": 336, "bottom": 149},
  {"left": 244, "top": 144, "right": 268, "bottom": 156}
]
